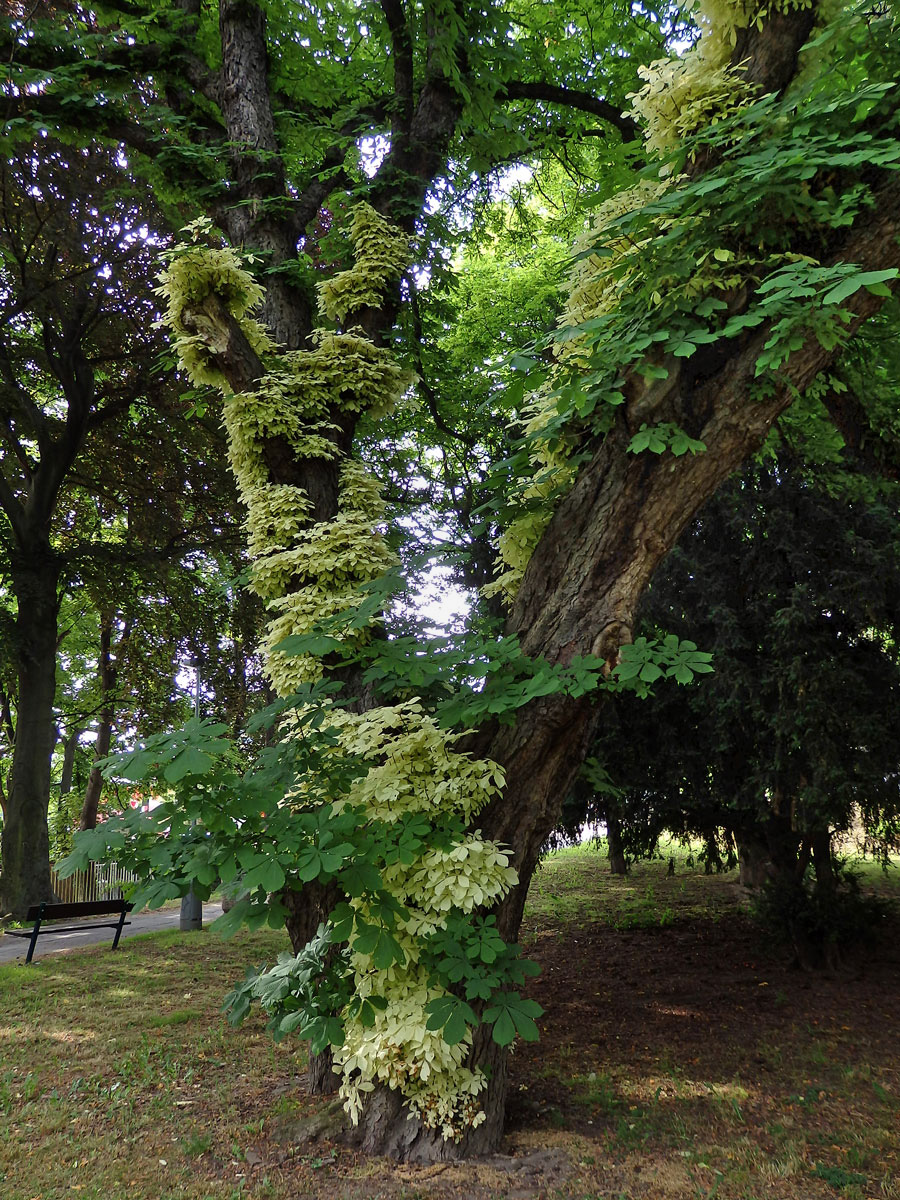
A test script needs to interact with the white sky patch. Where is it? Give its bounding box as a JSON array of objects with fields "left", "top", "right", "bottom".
[
  {"left": 410, "top": 564, "right": 473, "bottom": 633},
  {"left": 359, "top": 134, "right": 390, "bottom": 177}
]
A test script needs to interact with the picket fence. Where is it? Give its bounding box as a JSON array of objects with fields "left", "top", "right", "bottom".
[{"left": 49, "top": 861, "right": 139, "bottom": 904}]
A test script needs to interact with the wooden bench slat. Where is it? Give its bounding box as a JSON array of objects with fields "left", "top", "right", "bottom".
[
  {"left": 12, "top": 899, "right": 134, "bottom": 963},
  {"left": 9, "top": 920, "right": 131, "bottom": 936},
  {"left": 24, "top": 899, "right": 132, "bottom": 921}
]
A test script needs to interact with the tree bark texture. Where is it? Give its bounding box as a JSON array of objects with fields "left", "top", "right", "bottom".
[{"left": 0, "top": 559, "right": 59, "bottom": 916}]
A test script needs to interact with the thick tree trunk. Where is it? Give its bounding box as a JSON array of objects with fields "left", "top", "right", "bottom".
[
  {"left": 0, "top": 559, "right": 59, "bottom": 917},
  {"left": 282, "top": 881, "right": 341, "bottom": 1095},
  {"left": 737, "top": 831, "right": 772, "bottom": 889},
  {"left": 347, "top": 706, "right": 595, "bottom": 1158},
  {"left": 352, "top": 1025, "right": 508, "bottom": 1160}
]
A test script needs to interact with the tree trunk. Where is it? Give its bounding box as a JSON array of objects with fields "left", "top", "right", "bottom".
[
  {"left": 606, "top": 807, "right": 627, "bottom": 875},
  {"left": 0, "top": 559, "right": 59, "bottom": 917},
  {"left": 282, "top": 881, "right": 341, "bottom": 1095},
  {"left": 79, "top": 726, "right": 111, "bottom": 831},
  {"left": 58, "top": 726, "right": 81, "bottom": 796},
  {"left": 353, "top": 1025, "right": 509, "bottom": 1160},
  {"left": 737, "top": 831, "right": 772, "bottom": 889},
  {"left": 79, "top": 614, "right": 127, "bottom": 831}
]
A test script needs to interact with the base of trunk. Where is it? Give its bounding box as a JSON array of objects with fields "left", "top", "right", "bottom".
[
  {"left": 353, "top": 1028, "right": 508, "bottom": 1161},
  {"left": 606, "top": 812, "right": 627, "bottom": 876},
  {"left": 307, "top": 1046, "right": 340, "bottom": 1095},
  {"left": 737, "top": 834, "right": 772, "bottom": 889}
]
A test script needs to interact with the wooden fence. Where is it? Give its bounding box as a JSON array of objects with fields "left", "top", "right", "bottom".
[{"left": 50, "top": 861, "right": 140, "bottom": 904}]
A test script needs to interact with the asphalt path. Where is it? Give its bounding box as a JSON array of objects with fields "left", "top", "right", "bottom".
[{"left": 0, "top": 902, "right": 224, "bottom": 964}]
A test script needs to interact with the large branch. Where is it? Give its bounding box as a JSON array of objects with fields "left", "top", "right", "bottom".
[
  {"left": 178, "top": 293, "right": 350, "bottom": 520},
  {"left": 498, "top": 81, "right": 639, "bottom": 141},
  {"left": 0, "top": 463, "right": 26, "bottom": 544},
  {"left": 380, "top": 0, "right": 414, "bottom": 144},
  {"left": 470, "top": 167, "right": 900, "bottom": 930}
]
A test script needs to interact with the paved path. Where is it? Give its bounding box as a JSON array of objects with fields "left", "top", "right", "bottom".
[{"left": 0, "top": 903, "right": 224, "bottom": 964}]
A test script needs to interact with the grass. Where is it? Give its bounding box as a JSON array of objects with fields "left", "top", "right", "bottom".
[
  {"left": 0, "top": 844, "right": 897, "bottom": 1200},
  {"left": 527, "top": 838, "right": 748, "bottom": 931}
]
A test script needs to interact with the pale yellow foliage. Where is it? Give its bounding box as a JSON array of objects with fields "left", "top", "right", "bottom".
[
  {"left": 629, "top": 0, "right": 815, "bottom": 157},
  {"left": 156, "top": 245, "right": 272, "bottom": 390},
  {"left": 319, "top": 204, "right": 412, "bottom": 324},
  {"left": 158, "top": 211, "right": 515, "bottom": 1140},
  {"left": 335, "top": 965, "right": 488, "bottom": 1139}
]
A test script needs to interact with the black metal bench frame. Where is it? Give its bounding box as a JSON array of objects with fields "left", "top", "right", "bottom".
[{"left": 7, "top": 899, "right": 133, "bottom": 963}]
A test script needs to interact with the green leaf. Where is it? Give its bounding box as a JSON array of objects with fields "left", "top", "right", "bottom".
[
  {"left": 821, "top": 269, "right": 897, "bottom": 306},
  {"left": 483, "top": 992, "right": 543, "bottom": 1046},
  {"left": 490, "top": 1009, "right": 517, "bottom": 1046},
  {"left": 211, "top": 897, "right": 252, "bottom": 938},
  {"left": 163, "top": 746, "right": 213, "bottom": 782},
  {"left": 425, "top": 995, "right": 477, "bottom": 1046},
  {"left": 244, "top": 858, "right": 286, "bottom": 894},
  {"left": 339, "top": 861, "right": 383, "bottom": 897},
  {"left": 274, "top": 631, "right": 344, "bottom": 657}
]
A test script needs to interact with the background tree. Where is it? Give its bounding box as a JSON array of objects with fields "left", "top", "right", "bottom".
[
  {"left": 0, "top": 143, "right": 248, "bottom": 914},
  {"left": 579, "top": 402, "right": 900, "bottom": 965}
]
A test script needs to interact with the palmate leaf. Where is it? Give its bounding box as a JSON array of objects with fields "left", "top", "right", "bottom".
[
  {"left": 483, "top": 991, "right": 543, "bottom": 1046},
  {"left": 163, "top": 745, "right": 214, "bottom": 782},
  {"left": 351, "top": 921, "right": 406, "bottom": 969},
  {"left": 243, "top": 858, "right": 286, "bottom": 894},
  {"left": 425, "top": 994, "right": 478, "bottom": 1046},
  {"left": 339, "top": 860, "right": 383, "bottom": 896}
]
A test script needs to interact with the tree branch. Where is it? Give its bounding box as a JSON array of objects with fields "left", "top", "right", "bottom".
[
  {"left": 380, "top": 0, "right": 414, "bottom": 143},
  {"left": 0, "top": 462, "right": 26, "bottom": 544},
  {"left": 498, "top": 81, "right": 639, "bottom": 142}
]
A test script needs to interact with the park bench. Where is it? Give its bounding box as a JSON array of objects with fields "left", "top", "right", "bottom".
[{"left": 7, "top": 898, "right": 133, "bottom": 964}]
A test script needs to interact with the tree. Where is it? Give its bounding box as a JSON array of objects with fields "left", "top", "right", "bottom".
[
  {"left": 584, "top": 446, "right": 900, "bottom": 948},
  {"left": 25, "top": 0, "right": 900, "bottom": 1162},
  {"left": 0, "top": 143, "right": 244, "bottom": 915}
]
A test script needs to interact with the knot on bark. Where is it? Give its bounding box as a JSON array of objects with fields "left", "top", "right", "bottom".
[{"left": 591, "top": 620, "right": 632, "bottom": 670}]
